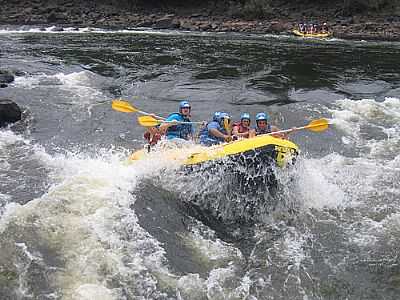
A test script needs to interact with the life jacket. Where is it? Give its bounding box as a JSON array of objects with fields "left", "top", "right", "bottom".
[
  {"left": 165, "top": 113, "right": 193, "bottom": 140},
  {"left": 144, "top": 130, "right": 162, "bottom": 146},
  {"left": 255, "top": 124, "right": 272, "bottom": 135},
  {"left": 199, "top": 121, "right": 227, "bottom": 146}
]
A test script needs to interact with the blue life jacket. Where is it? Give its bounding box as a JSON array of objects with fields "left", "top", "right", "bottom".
[
  {"left": 255, "top": 124, "right": 272, "bottom": 135},
  {"left": 199, "top": 121, "right": 227, "bottom": 146},
  {"left": 165, "top": 113, "right": 193, "bottom": 140}
]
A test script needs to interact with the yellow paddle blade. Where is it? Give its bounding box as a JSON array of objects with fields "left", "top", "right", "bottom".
[
  {"left": 111, "top": 100, "right": 139, "bottom": 113},
  {"left": 137, "top": 115, "right": 161, "bottom": 127},
  {"left": 223, "top": 118, "right": 231, "bottom": 132},
  {"left": 305, "top": 118, "right": 329, "bottom": 132}
]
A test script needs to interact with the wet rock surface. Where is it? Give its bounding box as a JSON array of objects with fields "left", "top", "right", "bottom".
[
  {"left": 0, "top": 99, "right": 22, "bottom": 127},
  {"left": 0, "top": 70, "right": 15, "bottom": 88}
]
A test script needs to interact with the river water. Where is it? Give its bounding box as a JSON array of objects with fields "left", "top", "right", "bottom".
[{"left": 0, "top": 26, "right": 399, "bottom": 300}]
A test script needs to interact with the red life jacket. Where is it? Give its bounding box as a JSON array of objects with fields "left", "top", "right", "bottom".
[
  {"left": 232, "top": 121, "right": 250, "bottom": 134},
  {"left": 144, "top": 131, "right": 162, "bottom": 146}
]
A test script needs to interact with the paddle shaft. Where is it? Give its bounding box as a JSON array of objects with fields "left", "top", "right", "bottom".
[
  {"left": 136, "top": 110, "right": 165, "bottom": 120},
  {"left": 112, "top": 99, "right": 165, "bottom": 120},
  {"left": 160, "top": 120, "right": 204, "bottom": 125},
  {"left": 268, "top": 122, "right": 328, "bottom": 135}
]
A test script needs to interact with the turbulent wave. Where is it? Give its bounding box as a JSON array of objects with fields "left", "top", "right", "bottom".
[
  {"left": 1, "top": 95, "right": 400, "bottom": 299},
  {"left": 0, "top": 132, "right": 249, "bottom": 299},
  {"left": 13, "top": 71, "right": 109, "bottom": 120}
]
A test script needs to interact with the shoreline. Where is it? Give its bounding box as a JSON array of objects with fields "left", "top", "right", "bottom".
[{"left": 1, "top": 2, "right": 400, "bottom": 41}]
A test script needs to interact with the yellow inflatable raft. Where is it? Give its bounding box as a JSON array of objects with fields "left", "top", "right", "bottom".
[
  {"left": 129, "top": 135, "right": 299, "bottom": 168},
  {"left": 292, "top": 29, "right": 332, "bottom": 38}
]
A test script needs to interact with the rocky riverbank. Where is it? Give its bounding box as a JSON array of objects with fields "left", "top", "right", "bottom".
[{"left": 0, "top": 1, "right": 399, "bottom": 41}]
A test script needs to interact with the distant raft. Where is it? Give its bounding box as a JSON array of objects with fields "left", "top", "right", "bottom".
[{"left": 292, "top": 29, "right": 332, "bottom": 38}]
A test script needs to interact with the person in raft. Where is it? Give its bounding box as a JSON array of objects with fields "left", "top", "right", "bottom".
[
  {"left": 199, "top": 112, "right": 232, "bottom": 146},
  {"left": 158, "top": 100, "right": 195, "bottom": 141},
  {"left": 249, "top": 112, "right": 288, "bottom": 139},
  {"left": 232, "top": 112, "right": 251, "bottom": 139},
  {"left": 321, "top": 22, "right": 329, "bottom": 33}
]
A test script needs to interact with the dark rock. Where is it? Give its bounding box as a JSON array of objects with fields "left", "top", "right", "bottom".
[
  {"left": 198, "top": 22, "right": 211, "bottom": 31},
  {"left": 268, "top": 21, "right": 287, "bottom": 33},
  {"left": 50, "top": 26, "right": 64, "bottom": 32},
  {"left": 136, "top": 20, "right": 154, "bottom": 27},
  {"left": 0, "top": 70, "right": 14, "bottom": 85},
  {"left": 364, "top": 22, "right": 378, "bottom": 31},
  {"left": 0, "top": 99, "right": 22, "bottom": 127},
  {"left": 4, "top": 69, "right": 23, "bottom": 78},
  {"left": 180, "top": 20, "right": 198, "bottom": 31},
  {"left": 211, "top": 22, "right": 220, "bottom": 30},
  {"left": 47, "top": 12, "right": 68, "bottom": 23},
  {"left": 152, "top": 17, "right": 177, "bottom": 29}
]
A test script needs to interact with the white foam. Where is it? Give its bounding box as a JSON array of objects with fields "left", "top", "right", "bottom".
[
  {"left": 346, "top": 210, "right": 400, "bottom": 249},
  {"left": 294, "top": 156, "right": 347, "bottom": 209},
  {"left": 282, "top": 229, "right": 308, "bottom": 268},
  {"left": 0, "top": 147, "right": 182, "bottom": 299},
  {"left": 13, "top": 71, "right": 107, "bottom": 118},
  {"left": 330, "top": 97, "right": 400, "bottom": 140},
  {"left": 0, "top": 129, "right": 27, "bottom": 148},
  {"left": 201, "top": 265, "right": 255, "bottom": 299},
  {"left": 176, "top": 274, "right": 206, "bottom": 299},
  {"left": 72, "top": 284, "right": 118, "bottom": 300},
  {"left": 14, "top": 71, "right": 103, "bottom": 101},
  {"left": 0, "top": 26, "right": 204, "bottom": 36},
  {"left": 348, "top": 218, "right": 382, "bottom": 247},
  {"left": 180, "top": 222, "right": 243, "bottom": 267}
]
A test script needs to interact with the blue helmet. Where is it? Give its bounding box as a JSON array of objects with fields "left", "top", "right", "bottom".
[
  {"left": 179, "top": 100, "right": 191, "bottom": 109},
  {"left": 240, "top": 112, "right": 250, "bottom": 121},
  {"left": 219, "top": 112, "right": 230, "bottom": 121},
  {"left": 255, "top": 112, "right": 268, "bottom": 121},
  {"left": 213, "top": 111, "right": 221, "bottom": 122}
]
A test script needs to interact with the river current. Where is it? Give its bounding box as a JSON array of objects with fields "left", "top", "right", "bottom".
[{"left": 0, "top": 26, "right": 399, "bottom": 300}]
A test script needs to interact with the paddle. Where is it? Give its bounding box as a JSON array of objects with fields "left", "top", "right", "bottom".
[
  {"left": 111, "top": 99, "right": 165, "bottom": 120},
  {"left": 137, "top": 115, "right": 204, "bottom": 127},
  {"left": 267, "top": 118, "right": 330, "bottom": 136}
]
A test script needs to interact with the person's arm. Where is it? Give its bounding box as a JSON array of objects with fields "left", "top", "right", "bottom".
[
  {"left": 209, "top": 128, "right": 231, "bottom": 142},
  {"left": 158, "top": 115, "right": 178, "bottom": 133},
  {"left": 158, "top": 122, "right": 172, "bottom": 133},
  {"left": 270, "top": 125, "right": 288, "bottom": 139},
  {"left": 144, "top": 131, "right": 150, "bottom": 141},
  {"left": 232, "top": 127, "right": 249, "bottom": 138},
  {"left": 232, "top": 126, "right": 239, "bottom": 137},
  {"left": 148, "top": 113, "right": 164, "bottom": 120}
]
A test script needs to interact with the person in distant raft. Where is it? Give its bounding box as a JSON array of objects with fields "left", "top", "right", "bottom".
[
  {"left": 199, "top": 112, "right": 232, "bottom": 146},
  {"left": 158, "top": 100, "right": 195, "bottom": 141},
  {"left": 232, "top": 112, "right": 251, "bottom": 139},
  {"left": 249, "top": 112, "right": 288, "bottom": 139},
  {"left": 321, "top": 22, "right": 329, "bottom": 33}
]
